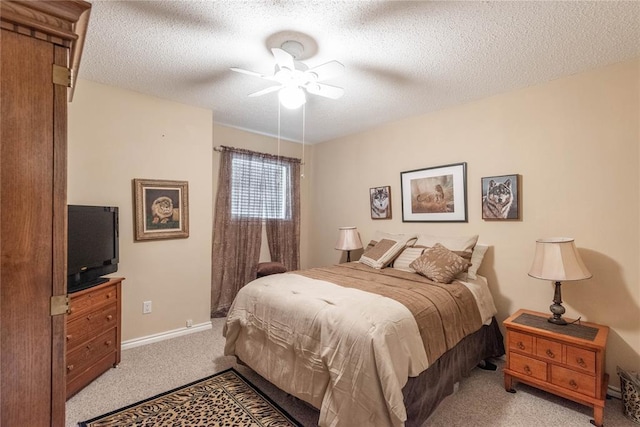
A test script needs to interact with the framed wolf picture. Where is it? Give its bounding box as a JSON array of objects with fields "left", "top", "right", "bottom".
[
  {"left": 481, "top": 174, "right": 520, "bottom": 220},
  {"left": 370, "top": 186, "right": 392, "bottom": 219}
]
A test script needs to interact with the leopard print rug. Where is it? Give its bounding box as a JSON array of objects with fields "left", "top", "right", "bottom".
[{"left": 79, "top": 368, "right": 302, "bottom": 427}]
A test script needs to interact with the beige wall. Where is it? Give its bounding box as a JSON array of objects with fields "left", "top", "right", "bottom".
[
  {"left": 309, "top": 59, "right": 640, "bottom": 384},
  {"left": 69, "top": 58, "right": 639, "bottom": 385},
  {"left": 68, "top": 80, "right": 311, "bottom": 342},
  {"left": 68, "top": 81, "right": 214, "bottom": 341},
  {"left": 211, "top": 125, "right": 313, "bottom": 270}
]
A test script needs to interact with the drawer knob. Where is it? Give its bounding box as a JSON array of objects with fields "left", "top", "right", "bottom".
[
  {"left": 67, "top": 364, "right": 74, "bottom": 372},
  {"left": 569, "top": 379, "right": 578, "bottom": 389},
  {"left": 546, "top": 349, "right": 555, "bottom": 358},
  {"left": 576, "top": 357, "right": 586, "bottom": 367},
  {"left": 104, "top": 340, "right": 112, "bottom": 346},
  {"left": 66, "top": 334, "right": 72, "bottom": 341},
  {"left": 517, "top": 341, "right": 525, "bottom": 350},
  {"left": 106, "top": 315, "right": 113, "bottom": 321},
  {"left": 524, "top": 365, "right": 532, "bottom": 375},
  {"left": 106, "top": 293, "right": 112, "bottom": 299}
]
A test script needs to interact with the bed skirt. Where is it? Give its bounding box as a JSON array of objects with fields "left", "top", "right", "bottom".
[{"left": 403, "top": 316, "right": 505, "bottom": 426}]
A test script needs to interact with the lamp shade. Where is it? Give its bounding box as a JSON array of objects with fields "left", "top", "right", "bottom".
[
  {"left": 528, "top": 238, "right": 592, "bottom": 281},
  {"left": 335, "top": 226, "right": 363, "bottom": 251}
]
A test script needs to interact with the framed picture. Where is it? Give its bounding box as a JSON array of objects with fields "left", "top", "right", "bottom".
[
  {"left": 400, "top": 162, "right": 467, "bottom": 222},
  {"left": 370, "top": 186, "right": 392, "bottom": 219},
  {"left": 133, "top": 179, "right": 189, "bottom": 241},
  {"left": 481, "top": 174, "right": 520, "bottom": 220}
]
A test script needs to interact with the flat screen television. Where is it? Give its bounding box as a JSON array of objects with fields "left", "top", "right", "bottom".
[{"left": 67, "top": 205, "right": 119, "bottom": 293}]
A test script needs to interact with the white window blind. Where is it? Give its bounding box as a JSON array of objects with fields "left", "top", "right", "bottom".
[{"left": 230, "top": 154, "right": 291, "bottom": 220}]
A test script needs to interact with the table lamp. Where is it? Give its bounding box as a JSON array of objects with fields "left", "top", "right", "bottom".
[
  {"left": 335, "top": 226, "right": 363, "bottom": 262},
  {"left": 528, "top": 237, "right": 592, "bottom": 325}
]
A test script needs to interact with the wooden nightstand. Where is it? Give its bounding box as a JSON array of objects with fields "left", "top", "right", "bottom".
[{"left": 503, "top": 309, "right": 609, "bottom": 427}]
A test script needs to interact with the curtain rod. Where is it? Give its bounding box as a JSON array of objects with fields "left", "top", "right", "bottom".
[{"left": 213, "top": 145, "right": 302, "bottom": 164}]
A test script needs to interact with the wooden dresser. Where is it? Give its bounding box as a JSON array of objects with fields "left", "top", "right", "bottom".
[
  {"left": 66, "top": 277, "right": 124, "bottom": 399},
  {"left": 503, "top": 309, "right": 609, "bottom": 427}
]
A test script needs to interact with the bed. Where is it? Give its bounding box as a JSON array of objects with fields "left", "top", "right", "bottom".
[{"left": 223, "top": 233, "right": 505, "bottom": 427}]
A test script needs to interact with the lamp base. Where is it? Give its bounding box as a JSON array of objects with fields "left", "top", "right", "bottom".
[
  {"left": 547, "top": 315, "right": 568, "bottom": 325},
  {"left": 548, "top": 281, "right": 568, "bottom": 325}
]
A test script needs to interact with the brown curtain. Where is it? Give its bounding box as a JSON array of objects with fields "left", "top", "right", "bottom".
[
  {"left": 211, "top": 146, "right": 301, "bottom": 317},
  {"left": 266, "top": 160, "right": 300, "bottom": 272}
]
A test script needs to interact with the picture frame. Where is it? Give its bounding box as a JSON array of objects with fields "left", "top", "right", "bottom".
[
  {"left": 133, "top": 179, "right": 189, "bottom": 241},
  {"left": 481, "top": 174, "right": 520, "bottom": 220},
  {"left": 370, "top": 186, "right": 392, "bottom": 219},
  {"left": 400, "top": 162, "right": 467, "bottom": 222}
]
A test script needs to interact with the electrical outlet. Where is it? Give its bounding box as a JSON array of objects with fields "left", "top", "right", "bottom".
[
  {"left": 143, "top": 300, "right": 152, "bottom": 314},
  {"left": 186, "top": 319, "right": 193, "bottom": 328}
]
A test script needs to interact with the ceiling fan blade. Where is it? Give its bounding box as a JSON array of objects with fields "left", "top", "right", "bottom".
[
  {"left": 305, "top": 83, "right": 344, "bottom": 100},
  {"left": 230, "top": 67, "right": 265, "bottom": 77},
  {"left": 307, "top": 60, "right": 344, "bottom": 82},
  {"left": 248, "top": 85, "right": 282, "bottom": 97},
  {"left": 271, "top": 48, "right": 295, "bottom": 71}
]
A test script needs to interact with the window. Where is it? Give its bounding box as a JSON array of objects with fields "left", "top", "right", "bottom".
[{"left": 230, "top": 154, "right": 291, "bottom": 220}]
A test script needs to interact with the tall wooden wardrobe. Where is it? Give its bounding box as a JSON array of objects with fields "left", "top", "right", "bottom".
[{"left": 1, "top": 1, "right": 91, "bottom": 425}]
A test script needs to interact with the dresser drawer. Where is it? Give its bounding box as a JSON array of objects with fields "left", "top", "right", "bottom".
[
  {"left": 566, "top": 345, "right": 596, "bottom": 374},
  {"left": 68, "top": 284, "right": 118, "bottom": 321},
  {"left": 536, "top": 337, "right": 562, "bottom": 363},
  {"left": 551, "top": 365, "right": 596, "bottom": 397},
  {"left": 66, "top": 328, "right": 117, "bottom": 383},
  {"left": 67, "top": 303, "right": 117, "bottom": 351},
  {"left": 510, "top": 353, "right": 547, "bottom": 381},
  {"left": 509, "top": 331, "right": 534, "bottom": 354}
]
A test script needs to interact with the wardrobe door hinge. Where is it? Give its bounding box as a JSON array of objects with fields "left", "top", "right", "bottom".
[
  {"left": 51, "top": 295, "right": 69, "bottom": 316},
  {"left": 52, "top": 64, "right": 72, "bottom": 87}
]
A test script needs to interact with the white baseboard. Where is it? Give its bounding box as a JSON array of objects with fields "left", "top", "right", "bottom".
[{"left": 121, "top": 321, "right": 213, "bottom": 350}]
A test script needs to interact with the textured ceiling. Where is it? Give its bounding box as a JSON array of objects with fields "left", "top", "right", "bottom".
[{"left": 79, "top": 1, "right": 640, "bottom": 144}]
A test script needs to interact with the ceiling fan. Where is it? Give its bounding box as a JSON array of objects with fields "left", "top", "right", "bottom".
[{"left": 231, "top": 41, "right": 345, "bottom": 109}]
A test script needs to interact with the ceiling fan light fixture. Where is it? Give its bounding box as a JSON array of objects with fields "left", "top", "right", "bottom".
[{"left": 279, "top": 85, "right": 306, "bottom": 109}]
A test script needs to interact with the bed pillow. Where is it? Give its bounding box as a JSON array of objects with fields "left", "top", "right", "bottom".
[
  {"left": 409, "top": 243, "right": 472, "bottom": 284},
  {"left": 414, "top": 234, "right": 478, "bottom": 279},
  {"left": 392, "top": 246, "right": 426, "bottom": 272},
  {"left": 359, "top": 232, "right": 416, "bottom": 269},
  {"left": 467, "top": 244, "right": 489, "bottom": 280},
  {"left": 415, "top": 233, "right": 478, "bottom": 255},
  {"left": 364, "top": 231, "right": 416, "bottom": 251}
]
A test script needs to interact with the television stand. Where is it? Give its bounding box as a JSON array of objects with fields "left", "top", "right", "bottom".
[{"left": 66, "top": 277, "right": 124, "bottom": 399}]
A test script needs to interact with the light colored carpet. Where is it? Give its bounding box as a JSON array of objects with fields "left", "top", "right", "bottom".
[{"left": 67, "top": 318, "right": 636, "bottom": 427}]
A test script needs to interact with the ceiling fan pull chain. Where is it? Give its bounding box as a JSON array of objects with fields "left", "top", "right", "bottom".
[
  {"left": 301, "top": 103, "right": 305, "bottom": 178},
  {"left": 277, "top": 101, "right": 281, "bottom": 159}
]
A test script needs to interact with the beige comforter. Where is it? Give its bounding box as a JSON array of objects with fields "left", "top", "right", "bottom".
[{"left": 223, "top": 263, "right": 493, "bottom": 427}]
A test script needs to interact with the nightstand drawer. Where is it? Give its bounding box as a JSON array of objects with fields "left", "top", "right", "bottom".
[
  {"left": 536, "top": 337, "right": 562, "bottom": 362},
  {"left": 566, "top": 346, "right": 596, "bottom": 374},
  {"left": 551, "top": 365, "right": 596, "bottom": 397},
  {"left": 509, "top": 331, "right": 534, "bottom": 354},
  {"left": 510, "top": 353, "right": 547, "bottom": 381}
]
